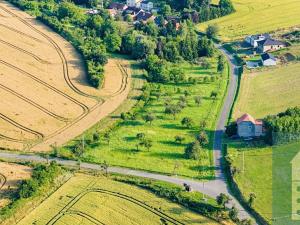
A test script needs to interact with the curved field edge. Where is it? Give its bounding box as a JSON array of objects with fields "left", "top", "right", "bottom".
[
  {"left": 15, "top": 173, "right": 232, "bottom": 225},
  {"left": 198, "top": 0, "right": 300, "bottom": 41}
]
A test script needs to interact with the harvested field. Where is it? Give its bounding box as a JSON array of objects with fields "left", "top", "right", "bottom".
[
  {"left": 233, "top": 63, "right": 300, "bottom": 119},
  {"left": 199, "top": 0, "right": 300, "bottom": 41},
  {"left": 17, "top": 174, "right": 220, "bottom": 225},
  {"left": 0, "top": 162, "right": 32, "bottom": 208},
  {"left": 0, "top": 1, "right": 131, "bottom": 152}
]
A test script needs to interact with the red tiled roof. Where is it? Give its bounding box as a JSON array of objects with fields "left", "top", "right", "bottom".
[{"left": 237, "top": 113, "right": 262, "bottom": 125}]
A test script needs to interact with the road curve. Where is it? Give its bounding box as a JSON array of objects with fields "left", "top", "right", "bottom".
[{"left": 213, "top": 45, "right": 257, "bottom": 223}]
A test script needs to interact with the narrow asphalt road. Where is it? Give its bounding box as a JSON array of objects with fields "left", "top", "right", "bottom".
[
  {"left": 0, "top": 46, "right": 255, "bottom": 223},
  {"left": 212, "top": 45, "right": 256, "bottom": 221}
]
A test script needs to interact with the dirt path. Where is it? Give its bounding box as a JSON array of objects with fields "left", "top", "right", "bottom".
[{"left": 0, "top": 1, "right": 131, "bottom": 152}]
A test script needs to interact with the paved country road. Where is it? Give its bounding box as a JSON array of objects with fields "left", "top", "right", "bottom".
[{"left": 0, "top": 46, "right": 256, "bottom": 223}]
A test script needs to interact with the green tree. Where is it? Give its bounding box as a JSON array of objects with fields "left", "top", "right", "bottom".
[
  {"left": 104, "top": 32, "right": 121, "bottom": 52},
  {"left": 229, "top": 206, "right": 239, "bottom": 222},
  {"left": 142, "top": 138, "right": 153, "bottom": 151},
  {"left": 197, "top": 131, "right": 209, "bottom": 146},
  {"left": 216, "top": 193, "right": 230, "bottom": 208},
  {"left": 175, "top": 135, "right": 185, "bottom": 144},
  {"left": 181, "top": 117, "right": 194, "bottom": 128},
  {"left": 132, "top": 36, "right": 156, "bottom": 59},
  {"left": 248, "top": 193, "right": 256, "bottom": 208},
  {"left": 206, "top": 24, "right": 219, "bottom": 39},
  {"left": 184, "top": 140, "right": 202, "bottom": 159},
  {"left": 194, "top": 96, "right": 202, "bottom": 106},
  {"left": 165, "top": 104, "right": 181, "bottom": 119},
  {"left": 143, "top": 113, "right": 156, "bottom": 125},
  {"left": 217, "top": 55, "right": 225, "bottom": 73}
]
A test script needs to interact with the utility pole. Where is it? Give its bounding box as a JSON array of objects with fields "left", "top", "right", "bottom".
[{"left": 82, "top": 135, "right": 85, "bottom": 152}]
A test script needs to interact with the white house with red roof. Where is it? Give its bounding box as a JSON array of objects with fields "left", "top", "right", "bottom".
[{"left": 236, "top": 113, "right": 263, "bottom": 138}]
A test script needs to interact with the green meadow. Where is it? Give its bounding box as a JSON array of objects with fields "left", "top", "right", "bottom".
[
  {"left": 61, "top": 59, "right": 229, "bottom": 179},
  {"left": 199, "top": 0, "right": 300, "bottom": 41}
]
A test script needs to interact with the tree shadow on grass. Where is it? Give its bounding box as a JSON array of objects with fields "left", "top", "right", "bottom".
[
  {"left": 159, "top": 140, "right": 186, "bottom": 147},
  {"left": 123, "top": 136, "right": 136, "bottom": 142},
  {"left": 149, "top": 152, "right": 184, "bottom": 159},
  {"left": 189, "top": 165, "right": 217, "bottom": 172},
  {"left": 120, "top": 120, "right": 143, "bottom": 127},
  {"left": 160, "top": 123, "right": 182, "bottom": 130}
]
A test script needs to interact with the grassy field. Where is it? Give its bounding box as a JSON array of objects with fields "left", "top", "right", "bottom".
[
  {"left": 233, "top": 63, "right": 300, "bottom": 119},
  {"left": 227, "top": 141, "right": 300, "bottom": 224},
  {"left": 199, "top": 0, "right": 300, "bottom": 41},
  {"left": 61, "top": 59, "right": 229, "bottom": 179},
  {"left": 17, "top": 173, "right": 221, "bottom": 225}
]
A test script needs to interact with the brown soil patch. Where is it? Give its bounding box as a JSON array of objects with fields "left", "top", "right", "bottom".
[
  {"left": 0, "top": 2, "right": 131, "bottom": 152},
  {"left": 0, "top": 162, "right": 32, "bottom": 208}
]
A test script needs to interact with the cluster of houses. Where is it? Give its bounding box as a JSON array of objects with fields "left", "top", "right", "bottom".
[
  {"left": 107, "top": 0, "right": 156, "bottom": 23},
  {"left": 245, "top": 34, "right": 286, "bottom": 67}
]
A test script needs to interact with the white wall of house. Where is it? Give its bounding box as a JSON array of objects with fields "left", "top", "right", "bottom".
[
  {"left": 237, "top": 121, "right": 255, "bottom": 138},
  {"left": 127, "top": 0, "right": 140, "bottom": 7},
  {"left": 254, "top": 124, "right": 263, "bottom": 136},
  {"left": 262, "top": 59, "right": 276, "bottom": 66},
  {"left": 260, "top": 44, "right": 285, "bottom": 53}
]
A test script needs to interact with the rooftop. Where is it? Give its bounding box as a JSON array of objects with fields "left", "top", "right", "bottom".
[
  {"left": 261, "top": 53, "right": 276, "bottom": 61},
  {"left": 237, "top": 113, "right": 263, "bottom": 125}
]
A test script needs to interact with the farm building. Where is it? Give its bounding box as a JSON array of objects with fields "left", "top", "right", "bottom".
[
  {"left": 257, "top": 38, "right": 286, "bottom": 53},
  {"left": 261, "top": 53, "right": 277, "bottom": 66},
  {"left": 245, "top": 34, "right": 270, "bottom": 48},
  {"left": 237, "top": 114, "right": 263, "bottom": 138}
]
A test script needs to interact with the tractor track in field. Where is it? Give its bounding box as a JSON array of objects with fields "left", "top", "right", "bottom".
[
  {"left": 0, "top": 134, "right": 27, "bottom": 143},
  {"left": 0, "top": 173, "right": 7, "bottom": 190},
  {"left": 0, "top": 38, "right": 48, "bottom": 63},
  {"left": 0, "top": 113, "right": 44, "bottom": 140},
  {"left": 47, "top": 188, "right": 185, "bottom": 225},
  {"left": 0, "top": 23, "right": 45, "bottom": 44},
  {"left": 0, "top": 60, "right": 89, "bottom": 116},
  {"left": 0, "top": 84, "right": 70, "bottom": 122},
  {"left": 0, "top": 3, "right": 131, "bottom": 150},
  {"left": 0, "top": 5, "right": 100, "bottom": 100}
]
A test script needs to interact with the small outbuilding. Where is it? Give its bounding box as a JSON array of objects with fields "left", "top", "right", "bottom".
[
  {"left": 237, "top": 113, "right": 263, "bottom": 138},
  {"left": 257, "top": 38, "right": 286, "bottom": 53},
  {"left": 261, "top": 53, "right": 277, "bottom": 66}
]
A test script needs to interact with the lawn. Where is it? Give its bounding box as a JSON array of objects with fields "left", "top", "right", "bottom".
[
  {"left": 227, "top": 140, "right": 300, "bottom": 224},
  {"left": 17, "top": 173, "right": 221, "bottom": 225},
  {"left": 233, "top": 63, "right": 300, "bottom": 120},
  {"left": 61, "top": 59, "right": 229, "bottom": 180},
  {"left": 199, "top": 0, "right": 300, "bottom": 41}
]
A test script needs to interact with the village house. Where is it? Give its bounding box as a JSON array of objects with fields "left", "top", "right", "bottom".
[
  {"left": 127, "top": 0, "right": 142, "bottom": 8},
  {"left": 140, "top": 1, "right": 153, "bottom": 11},
  {"left": 261, "top": 53, "right": 277, "bottom": 66},
  {"left": 108, "top": 2, "right": 128, "bottom": 11},
  {"left": 135, "top": 11, "right": 155, "bottom": 23},
  {"left": 257, "top": 38, "right": 286, "bottom": 53},
  {"left": 237, "top": 113, "right": 263, "bottom": 138},
  {"left": 245, "top": 34, "right": 270, "bottom": 48},
  {"left": 123, "top": 6, "right": 143, "bottom": 17}
]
